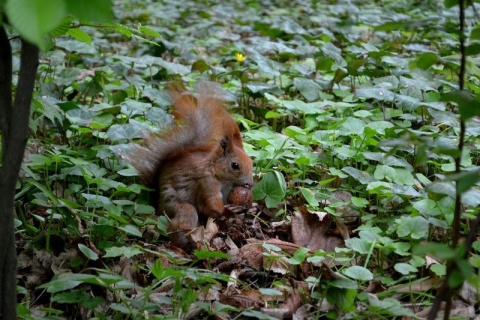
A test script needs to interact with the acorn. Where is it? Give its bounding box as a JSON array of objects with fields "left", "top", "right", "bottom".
[{"left": 227, "top": 186, "right": 253, "bottom": 207}]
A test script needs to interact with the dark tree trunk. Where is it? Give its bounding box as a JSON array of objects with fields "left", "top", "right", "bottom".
[{"left": 0, "top": 27, "right": 39, "bottom": 320}]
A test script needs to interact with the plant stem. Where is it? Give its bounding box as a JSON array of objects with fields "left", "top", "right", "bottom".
[{"left": 428, "top": 1, "right": 467, "bottom": 319}]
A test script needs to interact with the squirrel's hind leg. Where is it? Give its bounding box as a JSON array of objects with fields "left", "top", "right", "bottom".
[{"left": 165, "top": 202, "right": 199, "bottom": 249}]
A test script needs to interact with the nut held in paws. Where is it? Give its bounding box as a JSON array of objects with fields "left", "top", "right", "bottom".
[{"left": 227, "top": 186, "right": 253, "bottom": 206}]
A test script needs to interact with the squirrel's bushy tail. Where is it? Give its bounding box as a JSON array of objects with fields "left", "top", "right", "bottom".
[{"left": 128, "top": 82, "right": 234, "bottom": 187}]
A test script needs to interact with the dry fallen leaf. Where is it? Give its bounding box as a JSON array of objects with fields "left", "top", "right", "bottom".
[
  {"left": 220, "top": 289, "right": 265, "bottom": 309},
  {"left": 459, "top": 281, "right": 480, "bottom": 305},
  {"left": 238, "top": 241, "right": 264, "bottom": 270},
  {"left": 393, "top": 277, "right": 439, "bottom": 293},
  {"left": 225, "top": 236, "right": 240, "bottom": 256},
  {"left": 414, "top": 300, "right": 475, "bottom": 319},
  {"left": 291, "top": 206, "right": 344, "bottom": 252},
  {"left": 425, "top": 254, "right": 441, "bottom": 268},
  {"left": 262, "top": 288, "right": 301, "bottom": 318},
  {"left": 263, "top": 250, "right": 295, "bottom": 275},
  {"left": 198, "top": 285, "right": 221, "bottom": 301},
  {"left": 187, "top": 226, "right": 205, "bottom": 248}
]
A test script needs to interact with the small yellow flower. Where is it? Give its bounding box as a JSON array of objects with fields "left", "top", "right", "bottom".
[{"left": 236, "top": 53, "right": 246, "bottom": 63}]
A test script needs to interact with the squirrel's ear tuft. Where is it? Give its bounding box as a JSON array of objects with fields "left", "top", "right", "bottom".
[
  {"left": 167, "top": 82, "right": 196, "bottom": 121},
  {"left": 220, "top": 135, "right": 232, "bottom": 156}
]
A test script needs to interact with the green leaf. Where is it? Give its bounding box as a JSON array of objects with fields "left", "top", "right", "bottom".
[
  {"left": 118, "top": 225, "right": 143, "bottom": 237},
  {"left": 300, "top": 187, "right": 319, "bottom": 207},
  {"left": 427, "top": 181, "right": 456, "bottom": 198},
  {"left": 338, "top": 117, "right": 365, "bottom": 136},
  {"left": 473, "top": 241, "right": 480, "bottom": 252},
  {"left": 253, "top": 171, "right": 287, "bottom": 208},
  {"left": 343, "top": 266, "right": 373, "bottom": 281},
  {"left": 251, "top": 54, "right": 281, "bottom": 76},
  {"left": 355, "top": 87, "right": 395, "bottom": 101},
  {"left": 52, "top": 290, "right": 102, "bottom": 308},
  {"left": 466, "top": 43, "right": 480, "bottom": 56},
  {"left": 193, "top": 250, "right": 230, "bottom": 260},
  {"left": 413, "top": 243, "right": 457, "bottom": 260},
  {"left": 241, "top": 310, "right": 278, "bottom": 320},
  {"left": 440, "top": 90, "right": 480, "bottom": 121},
  {"left": 462, "top": 189, "right": 480, "bottom": 207},
  {"left": 342, "top": 167, "right": 372, "bottom": 184},
  {"left": 154, "top": 57, "right": 190, "bottom": 75},
  {"left": 374, "top": 21, "right": 407, "bottom": 32},
  {"left": 82, "top": 194, "right": 112, "bottom": 208},
  {"left": 67, "top": 28, "right": 92, "bottom": 45},
  {"left": 6, "top": 0, "right": 66, "bottom": 48},
  {"left": 394, "top": 263, "right": 417, "bottom": 275},
  {"left": 366, "top": 181, "right": 391, "bottom": 194},
  {"left": 117, "top": 168, "right": 140, "bottom": 177},
  {"left": 456, "top": 259, "right": 473, "bottom": 280},
  {"left": 284, "top": 126, "right": 307, "bottom": 139},
  {"left": 282, "top": 100, "right": 320, "bottom": 114},
  {"left": 444, "top": 0, "right": 458, "bottom": 8},
  {"left": 430, "top": 264, "right": 446, "bottom": 276},
  {"left": 351, "top": 197, "right": 369, "bottom": 208},
  {"left": 321, "top": 42, "right": 347, "bottom": 68},
  {"left": 191, "top": 59, "right": 210, "bottom": 73},
  {"left": 412, "top": 199, "right": 440, "bottom": 217},
  {"left": 471, "top": 27, "right": 480, "bottom": 40},
  {"left": 114, "top": 24, "right": 133, "bottom": 37},
  {"left": 416, "top": 52, "right": 438, "bottom": 69},
  {"left": 259, "top": 288, "right": 283, "bottom": 296},
  {"left": 39, "top": 274, "right": 92, "bottom": 293},
  {"left": 106, "top": 123, "right": 147, "bottom": 141},
  {"left": 287, "top": 247, "right": 310, "bottom": 265},
  {"left": 135, "top": 204, "right": 155, "bottom": 215},
  {"left": 326, "top": 287, "right": 357, "bottom": 312},
  {"left": 394, "top": 168, "right": 414, "bottom": 185},
  {"left": 49, "top": 17, "right": 74, "bottom": 38},
  {"left": 448, "top": 259, "right": 472, "bottom": 288},
  {"left": 365, "top": 121, "right": 394, "bottom": 135},
  {"left": 329, "top": 278, "right": 358, "bottom": 289},
  {"left": 32, "top": 97, "right": 65, "bottom": 126},
  {"left": 345, "top": 238, "right": 371, "bottom": 254},
  {"left": 293, "top": 78, "right": 322, "bottom": 101},
  {"left": 446, "top": 169, "right": 480, "bottom": 194},
  {"left": 138, "top": 25, "right": 162, "bottom": 38},
  {"left": 65, "top": 0, "right": 113, "bottom": 23},
  {"left": 396, "top": 216, "right": 429, "bottom": 239},
  {"left": 390, "top": 242, "right": 411, "bottom": 256},
  {"left": 103, "top": 246, "right": 143, "bottom": 258},
  {"left": 374, "top": 165, "right": 396, "bottom": 182},
  {"left": 262, "top": 243, "right": 282, "bottom": 252},
  {"left": 78, "top": 244, "right": 99, "bottom": 261},
  {"left": 367, "top": 296, "right": 416, "bottom": 317}
]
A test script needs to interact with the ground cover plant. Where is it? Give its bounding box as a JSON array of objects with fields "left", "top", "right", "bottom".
[{"left": 2, "top": 0, "right": 480, "bottom": 319}]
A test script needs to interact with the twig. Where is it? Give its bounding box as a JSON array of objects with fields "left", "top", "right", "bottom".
[
  {"left": 428, "top": 1, "right": 467, "bottom": 319},
  {"left": 0, "top": 35, "right": 39, "bottom": 320}
]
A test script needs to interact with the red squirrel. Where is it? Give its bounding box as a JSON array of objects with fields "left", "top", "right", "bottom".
[{"left": 128, "top": 82, "right": 253, "bottom": 248}]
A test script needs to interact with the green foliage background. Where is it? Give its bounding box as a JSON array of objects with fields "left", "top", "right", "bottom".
[{"left": 2, "top": 0, "right": 480, "bottom": 318}]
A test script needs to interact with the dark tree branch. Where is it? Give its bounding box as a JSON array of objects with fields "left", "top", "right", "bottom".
[
  {"left": 0, "top": 35, "right": 39, "bottom": 320},
  {"left": 5, "top": 39, "right": 39, "bottom": 177},
  {"left": 428, "top": 1, "right": 467, "bottom": 319},
  {"left": 0, "top": 26, "right": 13, "bottom": 320},
  {"left": 0, "top": 27, "right": 12, "bottom": 159}
]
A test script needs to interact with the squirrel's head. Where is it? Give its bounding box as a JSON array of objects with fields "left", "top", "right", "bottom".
[{"left": 215, "top": 135, "right": 254, "bottom": 192}]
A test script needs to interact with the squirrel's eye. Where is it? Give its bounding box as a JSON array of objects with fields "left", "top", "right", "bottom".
[{"left": 231, "top": 162, "right": 240, "bottom": 170}]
